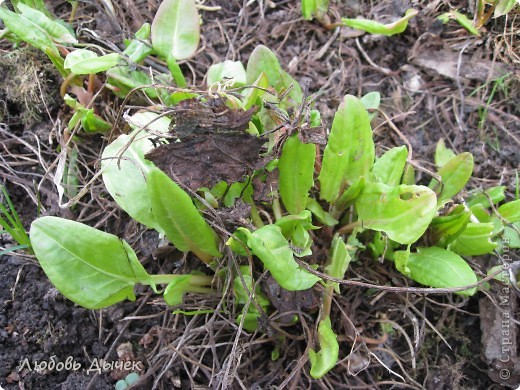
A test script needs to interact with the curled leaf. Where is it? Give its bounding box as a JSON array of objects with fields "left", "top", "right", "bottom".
[{"left": 309, "top": 317, "right": 339, "bottom": 378}]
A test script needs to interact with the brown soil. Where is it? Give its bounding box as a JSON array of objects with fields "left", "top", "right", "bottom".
[{"left": 1, "top": 0, "right": 519, "bottom": 389}]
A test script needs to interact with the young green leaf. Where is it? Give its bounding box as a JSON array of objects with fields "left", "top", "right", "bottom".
[
  {"left": 498, "top": 200, "right": 520, "bottom": 223},
  {"left": 151, "top": 0, "right": 200, "bottom": 60},
  {"left": 494, "top": 0, "right": 518, "bottom": 18},
  {"left": 233, "top": 266, "right": 270, "bottom": 332},
  {"left": 333, "top": 178, "right": 366, "bottom": 214},
  {"left": 306, "top": 198, "right": 338, "bottom": 227},
  {"left": 448, "top": 222, "right": 497, "bottom": 256},
  {"left": 301, "top": 0, "right": 329, "bottom": 21},
  {"left": 207, "top": 60, "right": 247, "bottom": 87},
  {"left": 278, "top": 134, "right": 316, "bottom": 215},
  {"left": 466, "top": 186, "right": 506, "bottom": 209},
  {"left": 17, "top": 3, "right": 76, "bottom": 44},
  {"left": 246, "top": 45, "right": 303, "bottom": 108},
  {"left": 319, "top": 95, "right": 374, "bottom": 203},
  {"left": 123, "top": 23, "right": 153, "bottom": 63},
  {"left": 372, "top": 146, "right": 408, "bottom": 186},
  {"left": 0, "top": 6, "right": 67, "bottom": 75},
  {"left": 429, "top": 152, "right": 474, "bottom": 205},
  {"left": 239, "top": 225, "right": 321, "bottom": 291},
  {"left": 148, "top": 169, "right": 222, "bottom": 263},
  {"left": 275, "top": 210, "right": 318, "bottom": 257},
  {"left": 438, "top": 10, "right": 480, "bottom": 35},
  {"left": 30, "top": 216, "right": 156, "bottom": 309},
  {"left": 360, "top": 91, "right": 380, "bottom": 120},
  {"left": 429, "top": 205, "right": 471, "bottom": 246},
  {"left": 242, "top": 72, "right": 269, "bottom": 109},
  {"left": 309, "top": 317, "right": 339, "bottom": 379},
  {"left": 324, "top": 234, "right": 351, "bottom": 294},
  {"left": 434, "top": 139, "right": 456, "bottom": 169},
  {"left": 71, "top": 108, "right": 112, "bottom": 133},
  {"left": 398, "top": 246, "right": 477, "bottom": 296},
  {"left": 163, "top": 274, "right": 213, "bottom": 306},
  {"left": 342, "top": 9, "right": 418, "bottom": 36},
  {"left": 64, "top": 49, "right": 121, "bottom": 74},
  {"left": 355, "top": 182, "right": 437, "bottom": 244}
]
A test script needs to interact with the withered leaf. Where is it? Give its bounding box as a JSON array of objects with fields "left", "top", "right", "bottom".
[
  {"left": 263, "top": 275, "right": 321, "bottom": 323},
  {"left": 172, "top": 98, "right": 257, "bottom": 139},
  {"left": 145, "top": 134, "right": 266, "bottom": 191},
  {"left": 145, "top": 97, "right": 266, "bottom": 191}
]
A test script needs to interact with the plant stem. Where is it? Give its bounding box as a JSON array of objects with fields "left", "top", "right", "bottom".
[
  {"left": 337, "top": 220, "right": 361, "bottom": 234},
  {"left": 272, "top": 197, "right": 283, "bottom": 221},
  {"left": 149, "top": 273, "right": 213, "bottom": 285}
]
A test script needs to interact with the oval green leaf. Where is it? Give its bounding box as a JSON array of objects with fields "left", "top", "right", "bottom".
[
  {"left": 240, "top": 225, "right": 321, "bottom": 291},
  {"left": 429, "top": 152, "right": 474, "bottom": 205},
  {"left": 17, "top": 3, "right": 77, "bottom": 44},
  {"left": 151, "top": 0, "right": 200, "bottom": 60},
  {"left": 64, "top": 49, "right": 121, "bottom": 74},
  {"left": 246, "top": 45, "right": 302, "bottom": 108},
  {"left": 319, "top": 95, "right": 374, "bottom": 203},
  {"left": 147, "top": 169, "right": 222, "bottom": 263},
  {"left": 30, "top": 216, "right": 155, "bottom": 309},
  {"left": 406, "top": 247, "right": 477, "bottom": 296},
  {"left": 207, "top": 60, "right": 247, "bottom": 87},
  {"left": 448, "top": 222, "right": 497, "bottom": 256},
  {"left": 279, "top": 134, "right": 316, "bottom": 215},
  {"left": 372, "top": 145, "right": 408, "bottom": 186},
  {"left": 355, "top": 182, "right": 437, "bottom": 244}
]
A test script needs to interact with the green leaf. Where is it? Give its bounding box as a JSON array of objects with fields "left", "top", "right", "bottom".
[
  {"left": 207, "top": 60, "right": 247, "bottom": 87},
  {"left": 17, "top": 3, "right": 76, "bottom": 44},
  {"left": 449, "top": 222, "right": 497, "bottom": 256},
  {"left": 76, "top": 108, "right": 112, "bottom": 133},
  {"left": 275, "top": 210, "right": 318, "bottom": 257},
  {"left": 0, "top": 6, "right": 67, "bottom": 75},
  {"left": 246, "top": 45, "right": 303, "bottom": 108},
  {"left": 429, "top": 152, "right": 473, "bottom": 205},
  {"left": 342, "top": 8, "right": 418, "bottom": 36},
  {"left": 151, "top": 0, "right": 200, "bottom": 60},
  {"left": 355, "top": 182, "right": 437, "bottom": 244},
  {"left": 429, "top": 205, "right": 470, "bottom": 246},
  {"left": 438, "top": 10, "right": 480, "bottom": 35},
  {"left": 106, "top": 66, "right": 170, "bottom": 100},
  {"left": 301, "top": 0, "right": 329, "bottom": 21},
  {"left": 64, "top": 49, "right": 121, "bottom": 74},
  {"left": 123, "top": 23, "right": 153, "bottom": 63},
  {"left": 147, "top": 169, "right": 222, "bottom": 263},
  {"left": 163, "top": 274, "right": 213, "bottom": 306},
  {"left": 242, "top": 72, "right": 268, "bottom": 109},
  {"left": 324, "top": 234, "right": 351, "bottom": 293},
  {"left": 494, "top": 0, "right": 518, "bottom": 18},
  {"left": 319, "top": 95, "right": 374, "bottom": 203},
  {"left": 466, "top": 186, "right": 506, "bottom": 209},
  {"left": 498, "top": 200, "right": 520, "bottom": 223},
  {"left": 30, "top": 216, "right": 155, "bottom": 309},
  {"left": 278, "top": 134, "right": 316, "bottom": 215},
  {"left": 400, "top": 247, "right": 477, "bottom": 296},
  {"left": 306, "top": 198, "right": 338, "bottom": 227},
  {"left": 360, "top": 91, "right": 380, "bottom": 120},
  {"left": 434, "top": 139, "right": 456, "bottom": 169},
  {"left": 333, "top": 178, "right": 365, "bottom": 213},
  {"left": 372, "top": 146, "right": 408, "bottom": 186},
  {"left": 309, "top": 317, "right": 339, "bottom": 379},
  {"left": 101, "top": 126, "right": 168, "bottom": 233},
  {"left": 240, "top": 225, "right": 321, "bottom": 291}
]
